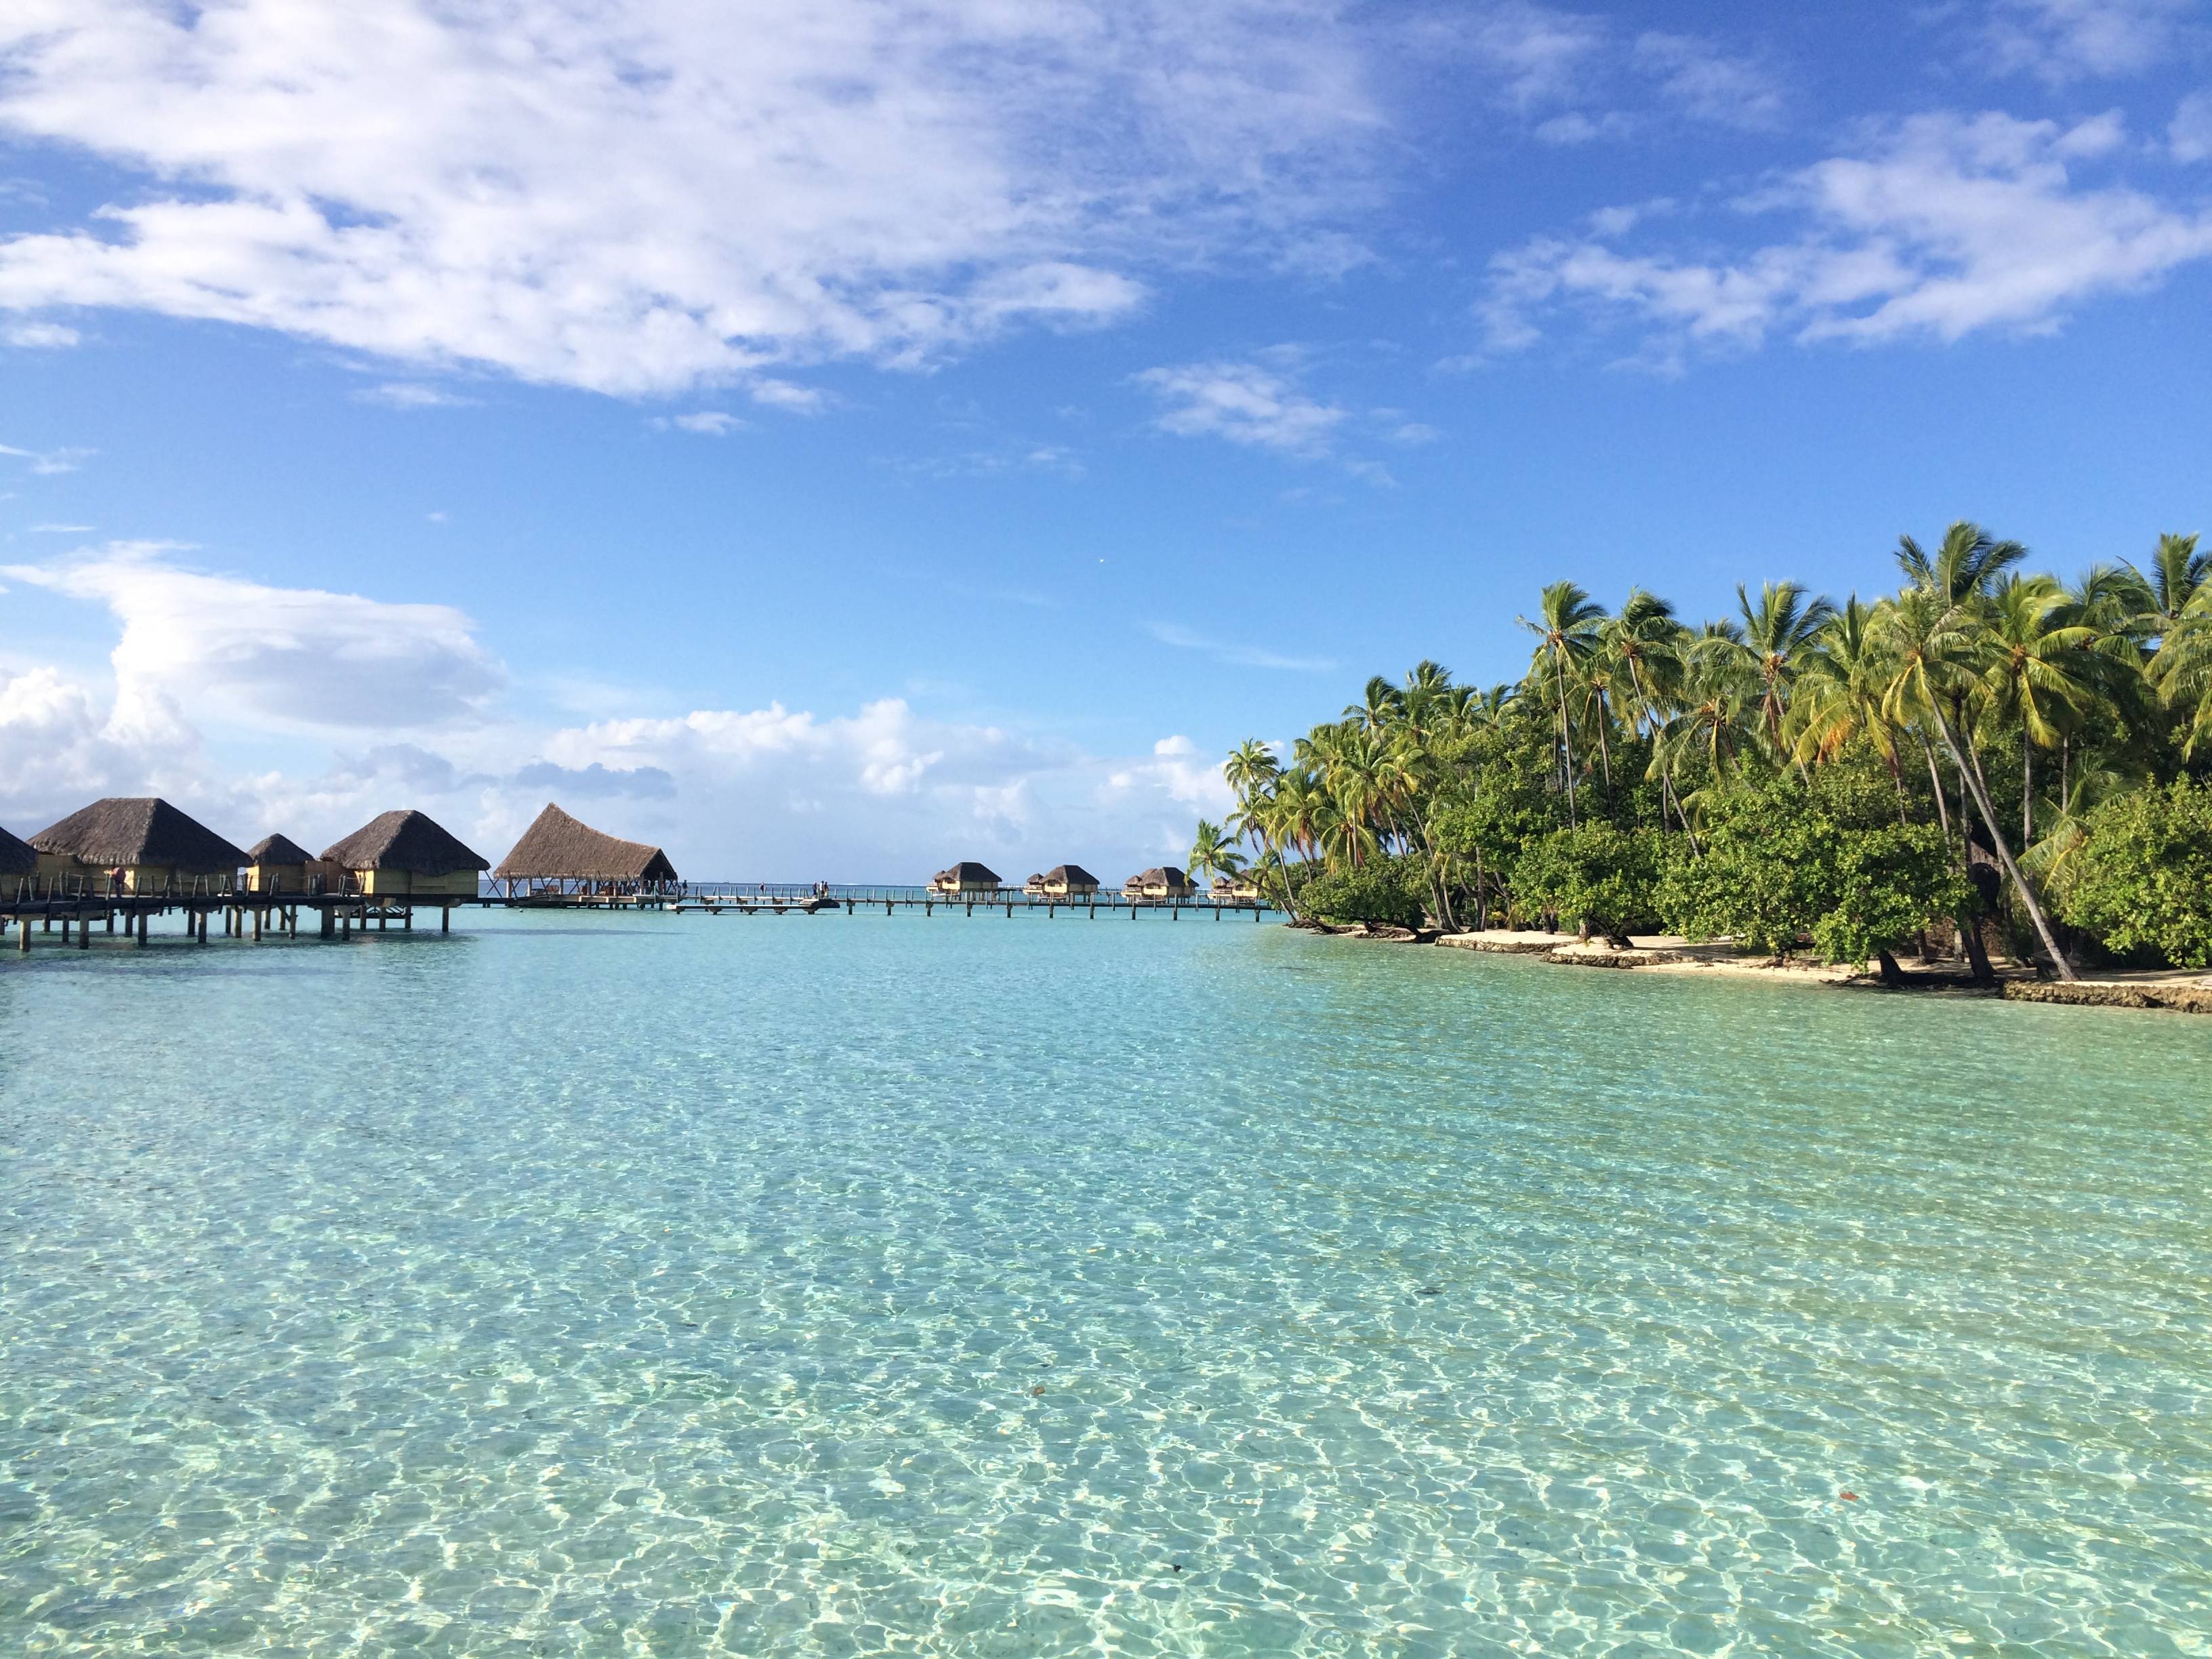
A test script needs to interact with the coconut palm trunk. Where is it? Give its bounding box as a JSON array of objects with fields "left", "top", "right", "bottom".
[
  {"left": 1553, "top": 651, "right": 1578, "bottom": 827},
  {"left": 1929, "top": 708, "right": 2076, "bottom": 980}
]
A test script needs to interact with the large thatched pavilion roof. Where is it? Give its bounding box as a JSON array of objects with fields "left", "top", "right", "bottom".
[
  {"left": 321, "top": 809, "right": 489, "bottom": 876},
  {"left": 30, "top": 798, "right": 247, "bottom": 874},
  {"left": 0, "top": 824, "right": 35, "bottom": 875},
  {"left": 246, "top": 833, "right": 315, "bottom": 866},
  {"left": 495, "top": 804, "right": 677, "bottom": 882},
  {"left": 1043, "top": 863, "right": 1100, "bottom": 888}
]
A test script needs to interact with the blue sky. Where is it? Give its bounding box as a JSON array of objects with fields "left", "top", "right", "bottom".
[{"left": 3, "top": 0, "right": 2209, "bottom": 879}]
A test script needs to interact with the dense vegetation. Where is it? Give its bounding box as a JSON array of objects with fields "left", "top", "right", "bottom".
[{"left": 1187, "top": 525, "right": 2212, "bottom": 979}]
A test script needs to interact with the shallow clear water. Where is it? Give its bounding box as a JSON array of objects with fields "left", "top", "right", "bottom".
[{"left": 2, "top": 911, "right": 2209, "bottom": 1657}]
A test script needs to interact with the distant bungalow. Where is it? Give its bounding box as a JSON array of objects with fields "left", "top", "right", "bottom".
[
  {"left": 1124, "top": 866, "right": 1195, "bottom": 901},
  {"left": 1210, "top": 873, "right": 1261, "bottom": 901},
  {"left": 321, "top": 809, "right": 489, "bottom": 897},
  {"left": 1036, "top": 863, "right": 1101, "bottom": 897},
  {"left": 28, "top": 797, "right": 247, "bottom": 895},
  {"left": 930, "top": 861, "right": 1002, "bottom": 895},
  {"left": 494, "top": 803, "right": 678, "bottom": 895},
  {"left": 244, "top": 834, "right": 316, "bottom": 894}
]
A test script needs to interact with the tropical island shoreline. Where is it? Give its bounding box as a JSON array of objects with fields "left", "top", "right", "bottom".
[{"left": 1297, "top": 920, "right": 2212, "bottom": 1015}]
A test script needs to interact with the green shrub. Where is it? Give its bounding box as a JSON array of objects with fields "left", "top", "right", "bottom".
[
  {"left": 1513, "top": 823, "right": 1663, "bottom": 941},
  {"left": 1660, "top": 768, "right": 1967, "bottom": 966},
  {"left": 1300, "top": 857, "right": 1429, "bottom": 930},
  {"left": 2061, "top": 780, "right": 2212, "bottom": 968}
]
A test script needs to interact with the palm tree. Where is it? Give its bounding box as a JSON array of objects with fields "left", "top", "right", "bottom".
[
  {"left": 1719, "top": 580, "right": 1837, "bottom": 754},
  {"left": 1517, "top": 581, "right": 1607, "bottom": 827},
  {"left": 1790, "top": 596, "right": 1907, "bottom": 817},
  {"left": 1896, "top": 520, "right": 2026, "bottom": 605},
  {"left": 1187, "top": 819, "right": 1247, "bottom": 884},
  {"left": 1877, "top": 585, "right": 2078, "bottom": 980},
  {"left": 2127, "top": 531, "right": 2207, "bottom": 640},
  {"left": 1978, "top": 574, "right": 2113, "bottom": 844}
]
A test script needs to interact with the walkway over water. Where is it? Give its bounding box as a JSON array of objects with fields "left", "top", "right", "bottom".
[{"left": 0, "top": 877, "right": 1273, "bottom": 952}]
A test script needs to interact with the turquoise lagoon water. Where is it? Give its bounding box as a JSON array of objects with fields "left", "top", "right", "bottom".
[{"left": 2, "top": 911, "right": 2209, "bottom": 1658}]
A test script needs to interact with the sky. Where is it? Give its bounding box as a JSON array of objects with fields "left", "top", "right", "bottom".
[{"left": 2, "top": 0, "right": 2209, "bottom": 881}]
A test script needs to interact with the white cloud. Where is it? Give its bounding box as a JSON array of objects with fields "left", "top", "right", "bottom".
[
  {"left": 0, "top": 441, "right": 94, "bottom": 474},
  {"left": 663, "top": 411, "right": 745, "bottom": 436},
  {"left": 1483, "top": 111, "right": 2212, "bottom": 363},
  {"left": 3, "top": 543, "right": 504, "bottom": 740},
  {"left": 1534, "top": 110, "right": 1636, "bottom": 146},
  {"left": 2175, "top": 90, "right": 2212, "bottom": 163},
  {"left": 1431, "top": 3, "right": 1606, "bottom": 110},
  {"left": 1984, "top": 0, "right": 2192, "bottom": 82},
  {"left": 26, "top": 522, "right": 91, "bottom": 533},
  {"left": 1134, "top": 359, "right": 1345, "bottom": 455},
  {"left": 747, "top": 378, "right": 828, "bottom": 413},
  {"left": 0, "top": 550, "right": 1240, "bottom": 878},
  {"left": 0, "top": 1, "right": 1380, "bottom": 396},
  {"left": 1631, "top": 33, "right": 1784, "bottom": 131},
  {"left": 3, "top": 321, "right": 77, "bottom": 347},
  {"left": 354, "top": 382, "right": 472, "bottom": 409}
]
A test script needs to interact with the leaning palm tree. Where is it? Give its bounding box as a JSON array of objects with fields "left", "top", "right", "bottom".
[
  {"left": 1517, "top": 581, "right": 1607, "bottom": 827},
  {"left": 1877, "top": 586, "right": 2077, "bottom": 980},
  {"left": 1186, "top": 819, "right": 1247, "bottom": 884}
]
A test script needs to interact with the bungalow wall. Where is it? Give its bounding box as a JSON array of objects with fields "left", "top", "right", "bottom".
[
  {"left": 353, "top": 867, "right": 481, "bottom": 897},
  {"left": 245, "top": 863, "right": 308, "bottom": 894}
]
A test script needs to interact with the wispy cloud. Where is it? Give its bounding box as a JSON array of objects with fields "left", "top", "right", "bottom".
[
  {"left": 1148, "top": 621, "right": 1334, "bottom": 672},
  {"left": 747, "top": 378, "right": 829, "bottom": 413},
  {"left": 26, "top": 522, "right": 91, "bottom": 533},
  {"left": 0, "top": 2, "right": 1382, "bottom": 396},
  {"left": 0, "top": 441, "right": 93, "bottom": 474},
  {"left": 655, "top": 411, "right": 747, "bottom": 436},
  {"left": 354, "top": 382, "right": 472, "bottom": 409},
  {"left": 1134, "top": 358, "right": 1345, "bottom": 456},
  {"left": 1481, "top": 112, "right": 2212, "bottom": 367},
  {"left": 3, "top": 321, "right": 77, "bottom": 348},
  {"left": 2175, "top": 90, "right": 2212, "bottom": 163},
  {"left": 1981, "top": 0, "right": 2193, "bottom": 83},
  {"left": 1631, "top": 32, "right": 1784, "bottom": 131}
]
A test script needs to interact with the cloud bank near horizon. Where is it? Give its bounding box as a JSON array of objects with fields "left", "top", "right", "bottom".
[{"left": 0, "top": 545, "right": 1233, "bottom": 880}]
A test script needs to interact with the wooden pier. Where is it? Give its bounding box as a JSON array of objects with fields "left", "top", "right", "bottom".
[
  {"left": 0, "top": 876, "right": 466, "bottom": 953},
  {"left": 1, "top": 878, "right": 1273, "bottom": 956}
]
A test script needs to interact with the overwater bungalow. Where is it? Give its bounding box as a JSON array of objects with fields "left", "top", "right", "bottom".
[
  {"left": 243, "top": 834, "right": 316, "bottom": 894},
  {"left": 1124, "top": 866, "right": 1195, "bottom": 901},
  {"left": 28, "top": 797, "right": 247, "bottom": 895},
  {"left": 321, "top": 809, "right": 489, "bottom": 897},
  {"left": 1039, "top": 863, "right": 1101, "bottom": 897},
  {"left": 493, "top": 803, "right": 678, "bottom": 896},
  {"left": 1210, "top": 874, "right": 1261, "bottom": 901},
  {"left": 0, "top": 825, "right": 34, "bottom": 902},
  {"left": 930, "top": 861, "right": 1002, "bottom": 895}
]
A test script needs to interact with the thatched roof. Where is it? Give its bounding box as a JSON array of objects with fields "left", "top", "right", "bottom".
[
  {"left": 934, "top": 861, "right": 1002, "bottom": 885},
  {"left": 1044, "top": 863, "right": 1099, "bottom": 887},
  {"left": 0, "top": 824, "right": 35, "bottom": 875},
  {"left": 246, "top": 833, "right": 315, "bottom": 866},
  {"left": 1128, "top": 865, "right": 1195, "bottom": 893},
  {"left": 30, "top": 798, "right": 247, "bottom": 873},
  {"left": 495, "top": 803, "right": 678, "bottom": 881},
  {"left": 322, "top": 809, "right": 489, "bottom": 876}
]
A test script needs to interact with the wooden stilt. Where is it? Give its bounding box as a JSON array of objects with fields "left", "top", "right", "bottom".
[
  {"left": 137, "top": 909, "right": 149, "bottom": 945},
  {"left": 77, "top": 914, "right": 89, "bottom": 949},
  {"left": 252, "top": 907, "right": 263, "bottom": 941},
  {"left": 16, "top": 916, "right": 28, "bottom": 954},
  {"left": 441, "top": 905, "right": 450, "bottom": 933},
  {"left": 197, "top": 909, "right": 209, "bottom": 944}
]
